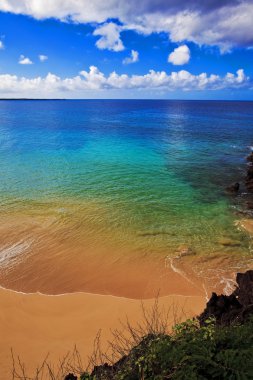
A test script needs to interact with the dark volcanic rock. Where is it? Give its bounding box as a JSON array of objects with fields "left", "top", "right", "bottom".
[
  {"left": 246, "top": 201, "right": 253, "bottom": 209},
  {"left": 245, "top": 154, "right": 253, "bottom": 192},
  {"left": 198, "top": 293, "right": 241, "bottom": 326},
  {"left": 91, "top": 363, "right": 113, "bottom": 378},
  {"left": 176, "top": 245, "right": 196, "bottom": 257},
  {"left": 90, "top": 335, "right": 157, "bottom": 378},
  {"left": 226, "top": 182, "right": 240, "bottom": 194},
  {"left": 64, "top": 374, "right": 78, "bottom": 380},
  {"left": 91, "top": 356, "right": 128, "bottom": 378},
  {"left": 247, "top": 152, "right": 253, "bottom": 162},
  {"left": 246, "top": 165, "right": 253, "bottom": 181},
  {"left": 235, "top": 271, "right": 253, "bottom": 305},
  {"left": 198, "top": 270, "right": 253, "bottom": 326},
  {"left": 246, "top": 178, "right": 253, "bottom": 191}
]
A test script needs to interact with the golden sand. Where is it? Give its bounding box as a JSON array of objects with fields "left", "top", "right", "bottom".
[{"left": 0, "top": 286, "right": 205, "bottom": 378}]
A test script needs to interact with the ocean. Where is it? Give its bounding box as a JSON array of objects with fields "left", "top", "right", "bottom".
[{"left": 0, "top": 99, "right": 252, "bottom": 297}]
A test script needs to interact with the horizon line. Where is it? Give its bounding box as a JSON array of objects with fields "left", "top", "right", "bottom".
[{"left": 0, "top": 98, "right": 252, "bottom": 102}]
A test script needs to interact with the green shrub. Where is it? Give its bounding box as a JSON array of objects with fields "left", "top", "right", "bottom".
[{"left": 88, "top": 317, "right": 253, "bottom": 379}]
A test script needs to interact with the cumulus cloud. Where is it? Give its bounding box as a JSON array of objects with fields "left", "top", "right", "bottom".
[
  {"left": 123, "top": 50, "right": 139, "bottom": 64},
  {"left": 0, "top": 40, "right": 4, "bottom": 49},
  {"left": 39, "top": 54, "right": 48, "bottom": 62},
  {"left": 19, "top": 55, "right": 33, "bottom": 64},
  {"left": 93, "top": 22, "right": 124, "bottom": 52},
  {"left": 0, "top": 67, "right": 249, "bottom": 98},
  {"left": 0, "top": 1, "right": 252, "bottom": 51},
  {"left": 168, "top": 45, "right": 190, "bottom": 65}
]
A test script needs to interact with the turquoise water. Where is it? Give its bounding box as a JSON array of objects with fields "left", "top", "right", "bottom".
[{"left": 0, "top": 100, "right": 253, "bottom": 295}]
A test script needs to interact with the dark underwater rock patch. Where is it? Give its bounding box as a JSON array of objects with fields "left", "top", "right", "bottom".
[{"left": 226, "top": 182, "right": 240, "bottom": 194}]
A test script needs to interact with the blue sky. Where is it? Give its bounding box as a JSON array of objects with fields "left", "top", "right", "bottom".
[{"left": 0, "top": 0, "right": 253, "bottom": 99}]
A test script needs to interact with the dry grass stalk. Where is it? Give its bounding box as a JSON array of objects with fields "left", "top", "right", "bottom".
[{"left": 12, "top": 298, "right": 186, "bottom": 379}]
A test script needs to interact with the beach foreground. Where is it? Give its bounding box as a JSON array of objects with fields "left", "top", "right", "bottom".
[{"left": 0, "top": 287, "right": 205, "bottom": 378}]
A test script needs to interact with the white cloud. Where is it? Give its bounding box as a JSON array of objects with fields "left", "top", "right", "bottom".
[
  {"left": 168, "top": 45, "right": 190, "bottom": 65},
  {"left": 0, "top": 40, "right": 4, "bottom": 50},
  {"left": 0, "top": 1, "right": 252, "bottom": 51},
  {"left": 19, "top": 55, "right": 33, "bottom": 65},
  {"left": 39, "top": 54, "right": 48, "bottom": 62},
  {"left": 93, "top": 22, "right": 124, "bottom": 52},
  {"left": 0, "top": 67, "right": 249, "bottom": 98},
  {"left": 123, "top": 50, "right": 139, "bottom": 64}
]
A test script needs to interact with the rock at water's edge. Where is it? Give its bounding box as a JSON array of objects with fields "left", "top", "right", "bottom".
[
  {"left": 198, "top": 270, "right": 253, "bottom": 326},
  {"left": 226, "top": 182, "right": 240, "bottom": 194}
]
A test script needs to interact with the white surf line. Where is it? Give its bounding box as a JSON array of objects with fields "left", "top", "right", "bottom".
[
  {"left": 234, "top": 220, "right": 253, "bottom": 239},
  {"left": 220, "top": 276, "right": 237, "bottom": 296},
  {"left": 0, "top": 249, "right": 205, "bottom": 300},
  {"left": 0, "top": 239, "right": 33, "bottom": 267},
  {"left": 165, "top": 255, "right": 196, "bottom": 287},
  {"left": 202, "top": 284, "right": 209, "bottom": 302},
  {"left": 0, "top": 284, "right": 205, "bottom": 301}
]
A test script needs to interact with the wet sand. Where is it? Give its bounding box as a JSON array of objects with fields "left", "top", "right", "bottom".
[
  {"left": 0, "top": 212, "right": 252, "bottom": 378},
  {"left": 1, "top": 251, "right": 207, "bottom": 298},
  {"left": 0, "top": 205, "right": 250, "bottom": 297},
  {"left": 0, "top": 287, "right": 205, "bottom": 378},
  {"left": 0, "top": 211, "right": 209, "bottom": 298}
]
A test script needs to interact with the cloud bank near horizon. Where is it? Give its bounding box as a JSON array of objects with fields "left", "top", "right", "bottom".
[
  {"left": 0, "top": 67, "right": 249, "bottom": 98},
  {"left": 1, "top": 0, "right": 253, "bottom": 52}
]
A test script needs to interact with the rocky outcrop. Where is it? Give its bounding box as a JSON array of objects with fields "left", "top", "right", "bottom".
[
  {"left": 64, "top": 374, "right": 77, "bottom": 380},
  {"left": 235, "top": 270, "right": 253, "bottom": 305},
  {"left": 224, "top": 149, "right": 253, "bottom": 194},
  {"left": 198, "top": 270, "right": 253, "bottom": 326},
  {"left": 226, "top": 182, "right": 240, "bottom": 194},
  {"left": 246, "top": 201, "right": 253, "bottom": 210},
  {"left": 224, "top": 149, "right": 253, "bottom": 216},
  {"left": 90, "top": 335, "right": 154, "bottom": 379},
  {"left": 247, "top": 152, "right": 253, "bottom": 163},
  {"left": 176, "top": 245, "right": 196, "bottom": 257},
  {"left": 246, "top": 152, "right": 253, "bottom": 192}
]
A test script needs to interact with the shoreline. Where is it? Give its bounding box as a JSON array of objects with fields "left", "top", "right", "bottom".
[
  {"left": 1, "top": 235, "right": 251, "bottom": 380},
  {"left": 0, "top": 242, "right": 249, "bottom": 299},
  {"left": 0, "top": 284, "right": 205, "bottom": 300},
  {"left": 1, "top": 211, "right": 252, "bottom": 378}
]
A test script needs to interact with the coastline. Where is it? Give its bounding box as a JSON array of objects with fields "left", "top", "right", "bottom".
[
  {"left": 0, "top": 100, "right": 253, "bottom": 378},
  {"left": 0, "top": 286, "right": 205, "bottom": 378}
]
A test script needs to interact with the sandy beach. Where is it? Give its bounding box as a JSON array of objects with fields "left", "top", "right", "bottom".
[
  {"left": 1, "top": 218, "right": 251, "bottom": 378},
  {"left": 0, "top": 286, "right": 205, "bottom": 378}
]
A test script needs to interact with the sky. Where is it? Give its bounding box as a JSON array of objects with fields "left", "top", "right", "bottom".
[{"left": 0, "top": 0, "right": 253, "bottom": 99}]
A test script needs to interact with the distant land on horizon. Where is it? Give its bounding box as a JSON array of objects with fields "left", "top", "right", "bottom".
[{"left": 0, "top": 98, "right": 66, "bottom": 101}]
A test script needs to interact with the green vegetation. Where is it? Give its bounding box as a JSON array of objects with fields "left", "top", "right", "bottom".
[{"left": 79, "top": 317, "right": 253, "bottom": 380}]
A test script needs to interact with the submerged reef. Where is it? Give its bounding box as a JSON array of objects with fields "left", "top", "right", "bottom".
[{"left": 226, "top": 148, "right": 253, "bottom": 214}]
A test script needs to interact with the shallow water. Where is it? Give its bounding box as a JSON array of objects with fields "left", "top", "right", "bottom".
[{"left": 0, "top": 100, "right": 253, "bottom": 296}]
